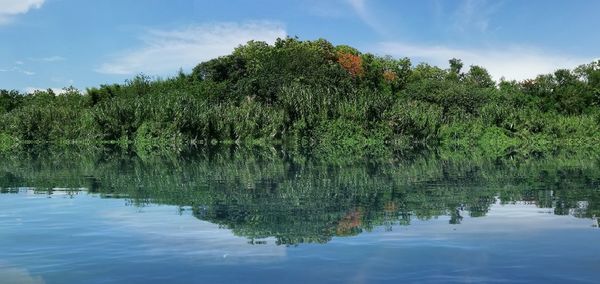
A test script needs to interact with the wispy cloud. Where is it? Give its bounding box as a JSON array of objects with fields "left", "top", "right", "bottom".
[
  {"left": 306, "top": 0, "right": 346, "bottom": 18},
  {"left": 96, "top": 22, "right": 287, "bottom": 75},
  {"left": 347, "top": 0, "right": 368, "bottom": 20},
  {"left": 377, "top": 41, "right": 594, "bottom": 81},
  {"left": 453, "top": 0, "right": 503, "bottom": 33},
  {"left": 346, "top": 0, "right": 387, "bottom": 35},
  {"left": 1, "top": 66, "right": 35, "bottom": 76},
  {"left": 0, "top": 0, "right": 45, "bottom": 25},
  {"left": 28, "top": 55, "right": 66, "bottom": 62}
]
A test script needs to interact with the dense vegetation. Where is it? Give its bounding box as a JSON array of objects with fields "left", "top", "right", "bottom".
[
  {"left": 1, "top": 147, "right": 599, "bottom": 245},
  {"left": 1, "top": 38, "right": 600, "bottom": 156}
]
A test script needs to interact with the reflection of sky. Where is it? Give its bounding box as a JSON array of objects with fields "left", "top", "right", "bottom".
[
  {"left": 0, "top": 265, "right": 45, "bottom": 284},
  {"left": 99, "top": 204, "right": 287, "bottom": 262},
  {"left": 1, "top": 190, "right": 599, "bottom": 284},
  {"left": 394, "top": 202, "right": 595, "bottom": 237}
]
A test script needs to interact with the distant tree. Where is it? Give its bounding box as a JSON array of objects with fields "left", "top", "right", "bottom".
[
  {"left": 465, "top": 65, "right": 495, "bottom": 88},
  {"left": 447, "top": 58, "right": 464, "bottom": 81},
  {"left": 0, "top": 90, "right": 22, "bottom": 114}
]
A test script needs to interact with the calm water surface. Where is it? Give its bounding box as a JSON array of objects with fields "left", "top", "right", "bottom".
[{"left": 0, "top": 150, "right": 599, "bottom": 283}]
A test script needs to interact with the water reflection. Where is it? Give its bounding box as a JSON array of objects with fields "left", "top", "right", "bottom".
[
  {"left": 0, "top": 264, "right": 45, "bottom": 284},
  {"left": 0, "top": 148, "right": 599, "bottom": 245}
]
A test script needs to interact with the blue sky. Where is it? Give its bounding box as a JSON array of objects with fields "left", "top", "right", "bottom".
[{"left": 1, "top": 0, "right": 599, "bottom": 93}]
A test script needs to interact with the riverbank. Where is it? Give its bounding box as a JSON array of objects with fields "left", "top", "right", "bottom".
[{"left": 1, "top": 38, "right": 599, "bottom": 156}]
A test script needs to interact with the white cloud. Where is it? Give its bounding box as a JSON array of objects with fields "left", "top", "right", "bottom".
[
  {"left": 96, "top": 22, "right": 287, "bottom": 75},
  {"left": 0, "top": 0, "right": 45, "bottom": 24},
  {"left": 25, "top": 87, "right": 70, "bottom": 95},
  {"left": 377, "top": 41, "right": 594, "bottom": 81}
]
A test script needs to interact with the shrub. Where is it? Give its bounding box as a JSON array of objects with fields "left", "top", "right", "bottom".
[{"left": 385, "top": 100, "right": 443, "bottom": 146}]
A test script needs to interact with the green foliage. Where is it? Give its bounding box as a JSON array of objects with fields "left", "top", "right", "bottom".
[
  {"left": 447, "top": 58, "right": 464, "bottom": 81},
  {"left": 521, "top": 69, "right": 595, "bottom": 114},
  {"left": 0, "top": 89, "right": 22, "bottom": 114},
  {"left": 92, "top": 96, "right": 139, "bottom": 141},
  {"left": 0, "top": 38, "right": 599, "bottom": 157},
  {"left": 193, "top": 37, "right": 350, "bottom": 103},
  {"left": 228, "top": 100, "right": 285, "bottom": 142},
  {"left": 385, "top": 100, "right": 443, "bottom": 146},
  {"left": 315, "top": 118, "right": 369, "bottom": 156},
  {"left": 0, "top": 133, "right": 18, "bottom": 151},
  {"left": 402, "top": 77, "right": 490, "bottom": 119},
  {"left": 465, "top": 65, "right": 495, "bottom": 88}
]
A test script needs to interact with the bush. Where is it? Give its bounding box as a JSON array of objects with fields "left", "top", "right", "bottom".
[
  {"left": 92, "top": 97, "right": 139, "bottom": 141},
  {"left": 385, "top": 100, "right": 443, "bottom": 146}
]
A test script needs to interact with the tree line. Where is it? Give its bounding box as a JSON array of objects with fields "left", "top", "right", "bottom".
[{"left": 1, "top": 38, "right": 599, "bottom": 156}]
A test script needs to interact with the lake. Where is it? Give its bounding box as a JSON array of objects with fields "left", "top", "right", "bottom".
[{"left": 1, "top": 148, "right": 599, "bottom": 283}]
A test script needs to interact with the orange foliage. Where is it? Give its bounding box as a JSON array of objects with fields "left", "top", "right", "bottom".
[
  {"left": 383, "top": 70, "right": 397, "bottom": 82},
  {"left": 336, "top": 208, "right": 363, "bottom": 236},
  {"left": 337, "top": 52, "right": 364, "bottom": 77}
]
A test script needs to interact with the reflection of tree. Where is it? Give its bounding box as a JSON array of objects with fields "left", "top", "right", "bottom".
[
  {"left": 0, "top": 148, "right": 599, "bottom": 245},
  {"left": 449, "top": 208, "right": 464, "bottom": 225}
]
